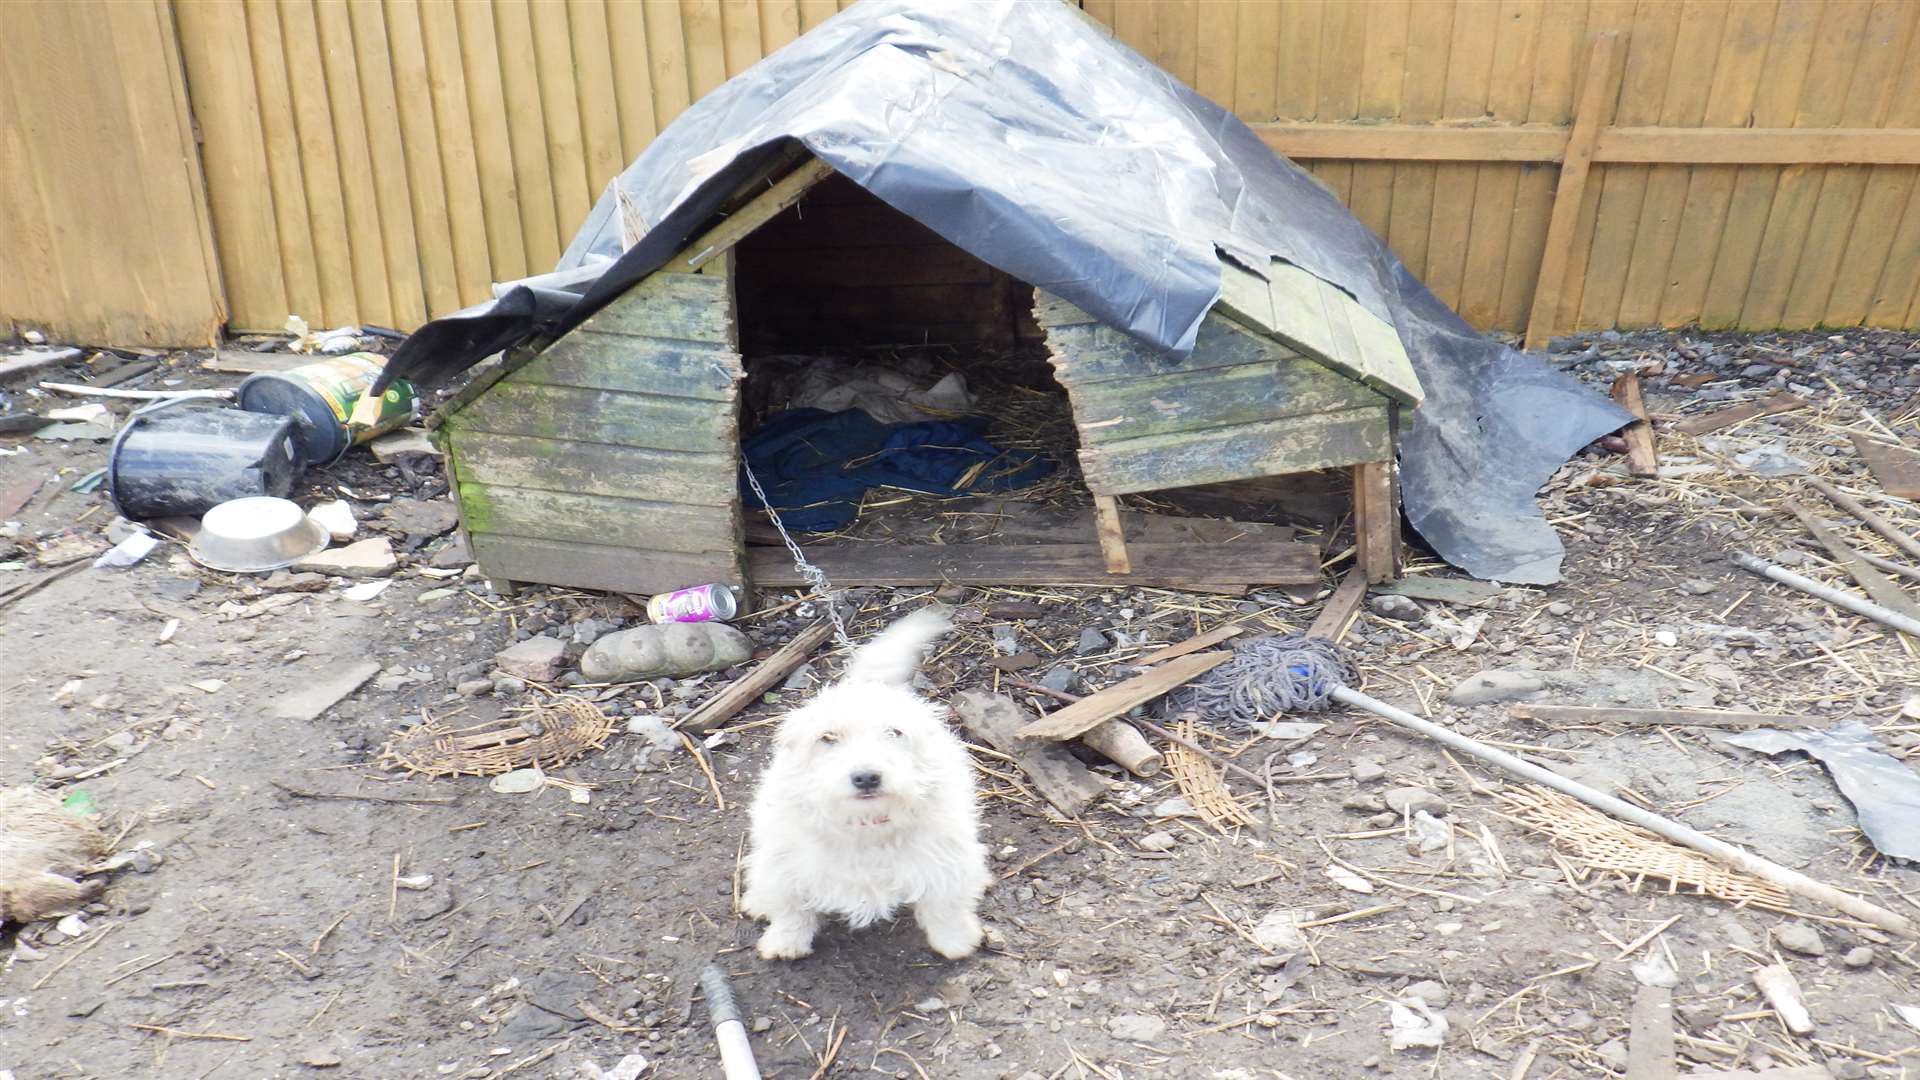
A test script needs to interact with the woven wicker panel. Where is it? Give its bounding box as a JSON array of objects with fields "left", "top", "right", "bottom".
[
  {"left": 379, "top": 697, "right": 615, "bottom": 778},
  {"left": 1166, "top": 719, "right": 1260, "bottom": 830},
  {"left": 1496, "top": 785, "right": 1792, "bottom": 911}
]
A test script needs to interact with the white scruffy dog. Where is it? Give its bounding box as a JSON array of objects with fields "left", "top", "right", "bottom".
[{"left": 742, "top": 607, "right": 989, "bottom": 960}]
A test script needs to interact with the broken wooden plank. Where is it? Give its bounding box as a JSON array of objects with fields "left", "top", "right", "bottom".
[
  {"left": 1307, "top": 569, "right": 1369, "bottom": 642},
  {"left": 1626, "top": 986, "right": 1675, "bottom": 1080},
  {"left": 1509, "top": 704, "right": 1809, "bottom": 729},
  {"left": 673, "top": 157, "right": 837, "bottom": 272},
  {"left": 1091, "top": 494, "right": 1130, "bottom": 574},
  {"left": 270, "top": 661, "right": 382, "bottom": 722},
  {"left": 203, "top": 350, "right": 310, "bottom": 375},
  {"left": 1352, "top": 460, "right": 1399, "bottom": 583},
  {"left": 1670, "top": 393, "right": 1809, "bottom": 436},
  {"left": 0, "top": 347, "right": 81, "bottom": 380},
  {"left": 1016, "top": 652, "right": 1229, "bottom": 741},
  {"left": 680, "top": 620, "right": 834, "bottom": 733},
  {"left": 1610, "top": 373, "right": 1659, "bottom": 478},
  {"left": 1808, "top": 476, "right": 1920, "bottom": 564},
  {"left": 1136, "top": 625, "right": 1245, "bottom": 665},
  {"left": 1752, "top": 964, "right": 1814, "bottom": 1035},
  {"left": 1788, "top": 503, "right": 1920, "bottom": 639},
  {"left": 952, "top": 690, "right": 1105, "bottom": 817},
  {"left": 1849, "top": 432, "right": 1920, "bottom": 499},
  {"left": 1077, "top": 720, "right": 1163, "bottom": 777},
  {"left": 1370, "top": 575, "right": 1503, "bottom": 607},
  {"left": 745, "top": 541, "right": 1316, "bottom": 590}
]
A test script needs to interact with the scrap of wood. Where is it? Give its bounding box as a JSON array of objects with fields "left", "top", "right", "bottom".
[
  {"left": 1076, "top": 718, "right": 1163, "bottom": 777},
  {"left": 1625, "top": 985, "right": 1675, "bottom": 1080},
  {"left": 952, "top": 690, "right": 1104, "bottom": 817},
  {"left": 1016, "top": 652, "right": 1229, "bottom": 740},
  {"left": 1136, "top": 625, "right": 1245, "bottom": 665},
  {"left": 1610, "top": 373, "right": 1659, "bottom": 478},
  {"left": 1307, "top": 569, "right": 1369, "bottom": 641},
  {"left": 0, "top": 473, "right": 46, "bottom": 519},
  {"left": 680, "top": 620, "right": 834, "bottom": 733},
  {"left": 1509, "top": 704, "right": 1810, "bottom": 729},
  {"left": 1789, "top": 503, "right": 1920, "bottom": 637},
  {"left": 1752, "top": 964, "right": 1814, "bottom": 1034},
  {"left": 746, "top": 541, "right": 1319, "bottom": 590},
  {"left": 1670, "top": 392, "right": 1809, "bottom": 436},
  {"left": 1809, "top": 476, "right": 1920, "bottom": 564},
  {"left": 1370, "top": 574, "right": 1503, "bottom": 607},
  {"left": 269, "top": 661, "right": 382, "bottom": 722},
  {"left": 1850, "top": 432, "right": 1920, "bottom": 498},
  {"left": 1091, "top": 494, "right": 1131, "bottom": 574},
  {"left": 203, "top": 350, "right": 311, "bottom": 375},
  {"left": 269, "top": 780, "right": 454, "bottom": 806},
  {"left": 0, "top": 347, "right": 81, "bottom": 379}
]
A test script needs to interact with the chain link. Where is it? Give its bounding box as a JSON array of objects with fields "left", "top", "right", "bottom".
[{"left": 738, "top": 453, "right": 855, "bottom": 651}]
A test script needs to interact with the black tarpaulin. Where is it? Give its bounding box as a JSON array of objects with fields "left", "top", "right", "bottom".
[{"left": 378, "top": 0, "right": 1629, "bottom": 584}]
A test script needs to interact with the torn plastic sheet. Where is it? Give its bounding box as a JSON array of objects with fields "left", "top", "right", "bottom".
[
  {"left": 1727, "top": 722, "right": 1920, "bottom": 862},
  {"left": 375, "top": 0, "right": 1627, "bottom": 583}
]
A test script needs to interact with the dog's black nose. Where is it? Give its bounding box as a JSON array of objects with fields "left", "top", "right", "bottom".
[{"left": 851, "top": 770, "right": 882, "bottom": 794}]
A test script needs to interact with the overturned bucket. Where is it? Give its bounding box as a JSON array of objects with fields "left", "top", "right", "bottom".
[
  {"left": 107, "top": 399, "right": 304, "bottom": 520},
  {"left": 237, "top": 352, "right": 417, "bottom": 465}
]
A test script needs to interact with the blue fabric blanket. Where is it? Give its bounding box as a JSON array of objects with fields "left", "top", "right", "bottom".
[{"left": 740, "top": 408, "right": 1054, "bottom": 532}]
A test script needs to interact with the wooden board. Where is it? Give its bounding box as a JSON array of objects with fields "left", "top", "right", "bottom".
[
  {"left": 746, "top": 541, "right": 1319, "bottom": 589},
  {"left": 1371, "top": 575, "right": 1502, "bottom": 607},
  {"left": 1064, "top": 353, "right": 1381, "bottom": 446},
  {"left": 1258, "top": 262, "right": 1421, "bottom": 406},
  {"left": 446, "top": 381, "right": 734, "bottom": 454},
  {"left": 573, "top": 270, "right": 736, "bottom": 345},
  {"left": 1609, "top": 373, "right": 1659, "bottom": 477},
  {"left": 1509, "top": 704, "right": 1810, "bottom": 729},
  {"left": 1306, "top": 569, "right": 1369, "bottom": 642},
  {"left": 952, "top": 690, "right": 1105, "bottom": 818},
  {"left": 1078, "top": 406, "right": 1392, "bottom": 496},
  {"left": 517, "top": 333, "right": 742, "bottom": 401},
  {"left": 469, "top": 532, "right": 744, "bottom": 595},
  {"left": 447, "top": 430, "right": 734, "bottom": 506},
  {"left": 1016, "top": 652, "right": 1231, "bottom": 740},
  {"left": 1789, "top": 503, "right": 1920, "bottom": 639},
  {"left": 1626, "top": 986, "right": 1675, "bottom": 1080},
  {"left": 1136, "top": 625, "right": 1245, "bottom": 665},
  {"left": 1042, "top": 307, "right": 1300, "bottom": 384},
  {"left": 1092, "top": 494, "right": 1130, "bottom": 574},
  {"left": 1670, "top": 393, "right": 1809, "bottom": 436},
  {"left": 456, "top": 482, "right": 737, "bottom": 555},
  {"left": 1352, "top": 460, "right": 1398, "bottom": 583},
  {"left": 1851, "top": 434, "right": 1920, "bottom": 498}
]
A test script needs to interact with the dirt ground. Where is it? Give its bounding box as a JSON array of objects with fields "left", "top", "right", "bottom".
[{"left": 3, "top": 329, "right": 1918, "bottom": 1080}]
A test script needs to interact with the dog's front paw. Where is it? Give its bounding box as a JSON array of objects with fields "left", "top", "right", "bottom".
[
  {"left": 922, "top": 911, "right": 984, "bottom": 960},
  {"left": 757, "top": 920, "right": 817, "bottom": 960}
]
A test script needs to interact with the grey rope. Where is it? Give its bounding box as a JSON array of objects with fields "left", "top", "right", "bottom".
[{"left": 1167, "top": 633, "right": 1355, "bottom": 725}]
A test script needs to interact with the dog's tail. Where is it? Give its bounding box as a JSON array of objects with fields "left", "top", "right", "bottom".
[{"left": 841, "top": 605, "right": 953, "bottom": 686}]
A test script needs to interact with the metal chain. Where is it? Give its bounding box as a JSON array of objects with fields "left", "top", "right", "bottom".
[{"left": 738, "top": 452, "right": 855, "bottom": 651}]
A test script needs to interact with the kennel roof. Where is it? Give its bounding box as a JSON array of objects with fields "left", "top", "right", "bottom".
[{"left": 378, "top": 0, "right": 1630, "bottom": 584}]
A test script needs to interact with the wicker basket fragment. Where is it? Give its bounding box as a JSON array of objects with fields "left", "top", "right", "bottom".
[
  {"left": 1166, "top": 718, "right": 1260, "bottom": 830},
  {"left": 379, "top": 696, "right": 616, "bottom": 778},
  {"left": 1495, "top": 784, "right": 1792, "bottom": 911}
]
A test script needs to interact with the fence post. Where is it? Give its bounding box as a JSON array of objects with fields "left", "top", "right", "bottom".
[{"left": 1522, "top": 31, "right": 1625, "bottom": 352}]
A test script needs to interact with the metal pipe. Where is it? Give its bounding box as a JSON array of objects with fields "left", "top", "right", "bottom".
[
  {"left": 699, "top": 963, "right": 763, "bottom": 1080},
  {"left": 1731, "top": 551, "right": 1920, "bottom": 637}
]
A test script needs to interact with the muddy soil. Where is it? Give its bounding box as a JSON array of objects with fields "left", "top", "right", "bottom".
[{"left": 2, "top": 332, "right": 1917, "bottom": 1080}]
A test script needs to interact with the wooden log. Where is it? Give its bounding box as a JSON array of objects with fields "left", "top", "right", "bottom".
[
  {"left": 1808, "top": 477, "right": 1920, "bottom": 564},
  {"left": 1850, "top": 433, "right": 1920, "bottom": 498},
  {"left": 951, "top": 690, "right": 1104, "bottom": 817},
  {"left": 745, "top": 541, "right": 1317, "bottom": 590},
  {"left": 1091, "top": 494, "right": 1130, "bottom": 574},
  {"left": 1509, "top": 704, "right": 1809, "bottom": 729},
  {"left": 1308, "top": 568, "right": 1369, "bottom": 642},
  {"left": 1016, "top": 652, "right": 1230, "bottom": 740},
  {"left": 1523, "top": 32, "right": 1624, "bottom": 351},
  {"left": 1609, "top": 373, "right": 1659, "bottom": 478},
  {"left": 1076, "top": 719, "right": 1163, "bottom": 777},
  {"left": 680, "top": 620, "right": 834, "bottom": 733}
]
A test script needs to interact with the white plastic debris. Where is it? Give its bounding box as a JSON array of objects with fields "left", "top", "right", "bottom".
[
  {"left": 93, "top": 531, "right": 158, "bottom": 569},
  {"left": 1324, "top": 863, "right": 1375, "bottom": 894},
  {"left": 341, "top": 580, "right": 391, "bottom": 602},
  {"left": 1388, "top": 998, "right": 1449, "bottom": 1050},
  {"left": 308, "top": 499, "right": 357, "bottom": 542}
]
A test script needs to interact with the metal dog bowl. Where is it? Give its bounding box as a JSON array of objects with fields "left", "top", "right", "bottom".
[{"left": 188, "top": 496, "right": 330, "bottom": 573}]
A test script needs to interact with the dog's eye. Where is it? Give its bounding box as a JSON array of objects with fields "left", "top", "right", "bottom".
[
  {"left": 886, "top": 727, "right": 904, "bottom": 739},
  {"left": 818, "top": 732, "right": 838, "bottom": 745}
]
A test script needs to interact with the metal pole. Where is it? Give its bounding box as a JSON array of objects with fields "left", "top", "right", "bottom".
[{"left": 1731, "top": 551, "right": 1920, "bottom": 637}]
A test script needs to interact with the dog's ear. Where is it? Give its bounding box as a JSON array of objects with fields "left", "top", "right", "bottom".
[{"left": 771, "top": 705, "right": 823, "bottom": 754}]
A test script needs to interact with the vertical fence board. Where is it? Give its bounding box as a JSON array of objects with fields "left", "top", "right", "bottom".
[
  {"left": 1456, "top": 0, "right": 1541, "bottom": 327},
  {"left": 569, "top": 0, "right": 630, "bottom": 205},
  {"left": 383, "top": 0, "right": 461, "bottom": 318},
  {"left": 348, "top": 0, "right": 428, "bottom": 328},
  {"left": 1345, "top": 0, "right": 1410, "bottom": 239},
  {"left": 1385, "top": 0, "right": 1456, "bottom": 280}
]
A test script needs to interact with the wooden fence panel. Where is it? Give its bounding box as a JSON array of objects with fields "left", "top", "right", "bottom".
[
  {"left": 14, "top": 0, "right": 1920, "bottom": 342},
  {"left": 0, "top": 0, "right": 224, "bottom": 345}
]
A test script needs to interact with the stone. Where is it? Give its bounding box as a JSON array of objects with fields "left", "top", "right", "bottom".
[
  {"left": 293, "top": 538, "right": 397, "bottom": 578},
  {"left": 1369, "top": 594, "right": 1423, "bottom": 622},
  {"left": 1137, "top": 831, "right": 1177, "bottom": 852},
  {"left": 1350, "top": 759, "right": 1387, "bottom": 783},
  {"left": 1448, "top": 669, "right": 1546, "bottom": 706},
  {"left": 1771, "top": 923, "right": 1825, "bottom": 957},
  {"left": 580, "top": 623, "right": 753, "bottom": 681},
  {"left": 383, "top": 498, "right": 459, "bottom": 537},
  {"left": 781, "top": 663, "right": 818, "bottom": 691},
  {"left": 455, "top": 678, "right": 492, "bottom": 697},
  {"left": 1252, "top": 909, "right": 1304, "bottom": 952},
  {"left": 1402, "top": 980, "right": 1451, "bottom": 1009},
  {"left": 300, "top": 1051, "right": 343, "bottom": 1068},
  {"left": 1546, "top": 601, "right": 1572, "bottom": 616},
  {"left": 368, "top": 427, "right": 439, "bottom": 462},
  {"left": 625, "top": 716, "right": 682, "bottom": 753},
  {"left": 306, "top": 500, "right": 357, "bottom": 542},
  {"left": 1594, "top": 1039, "right": 1628, "bottom": 1072},
  {"left": 1106, "top": 1013, "right": 1166, "bottom": 1042},
  {"left": 429, "top": 534, "right": 472, "bottom": 568},
  {"left": 1038, "top": 666, "right": 1078, "bottom": 694},
  {"left": 1384, "top": 787, "right": 1447, "bottom": 816},
  {"left": 990, "top": 651, "right": 1041, "bottom": 672},
  {"left": 263, "top": 571, "right": 328, "bottom": 592},
  {"left": 495, "top": 636, "right": 567, "bottom": 682},
  {"left": 1680, "top": 578, "right": 1718, "bottom": 595},
  {"left": 491, "top": 675, "right": 526, "bottom": 696},
  {"left": 1076, "top": 627, "right": 1109, "bottom": 656},
  {"left": 1841, "top": 946, "right": 1874, "bottom": 968}
]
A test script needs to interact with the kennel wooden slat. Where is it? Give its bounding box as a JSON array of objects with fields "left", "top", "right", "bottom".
[
  {"left": 1064, "top": 353, "right": 1382, "bottom": 446},
  {"left": 455, "top": 483, "right": 737, "bottom": 554},
  {"left": 469, "top": 533, "right": 742, "bottom": 596},
  {"left": 446, "top": 382, "right": 734, "bottom": 454},
  {"left": 1076, "top": 406, "right": 1395, "bottom": 495}
]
